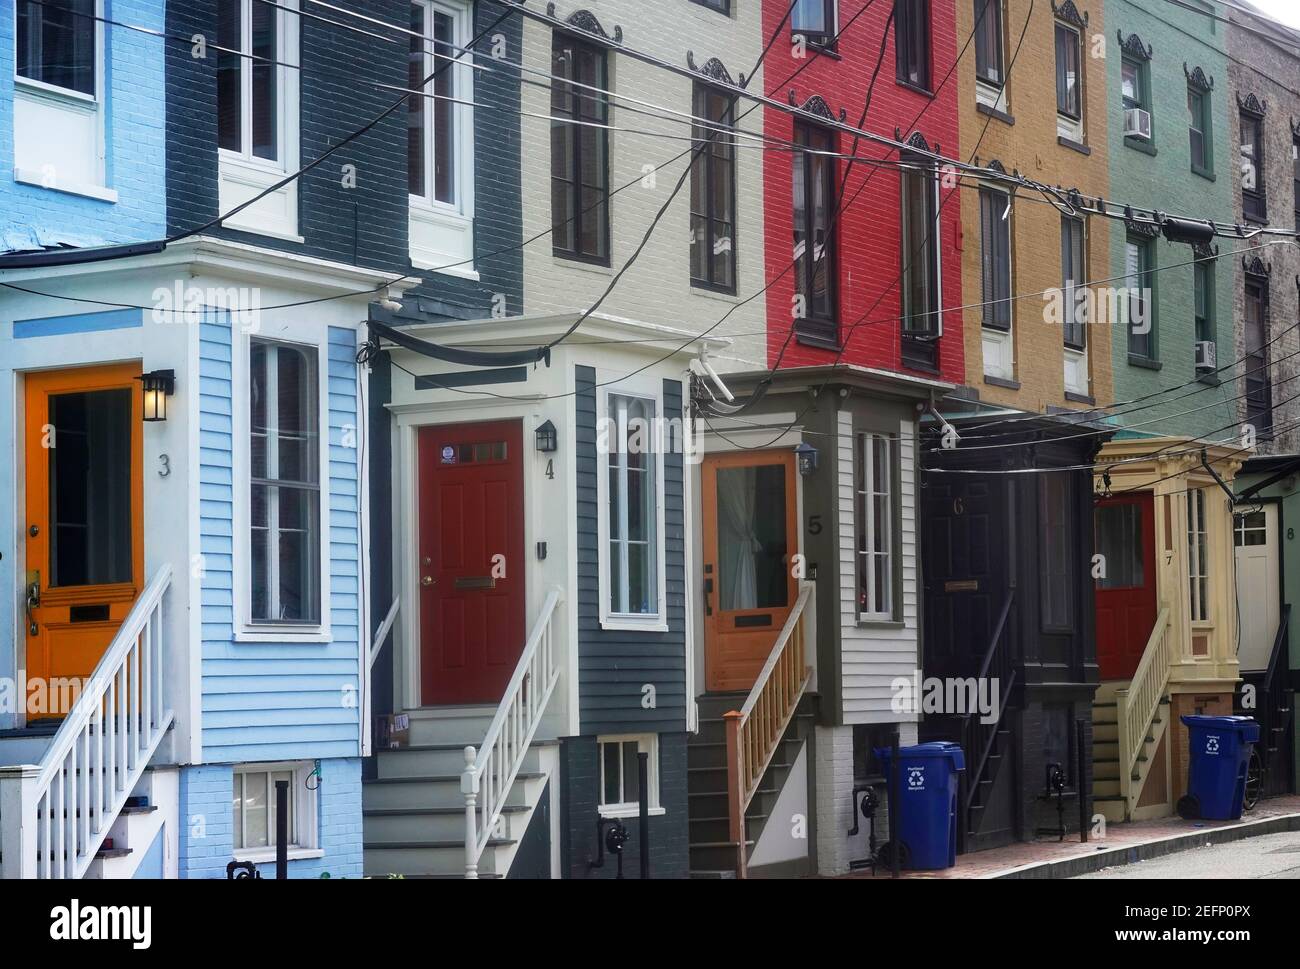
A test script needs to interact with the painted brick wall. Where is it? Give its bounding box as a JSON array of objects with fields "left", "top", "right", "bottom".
[
  {"left": 1225, "top": 8, "right": 1300, "bottom": 454},
  {"left": 955, "top": 0, "right": 1114, "bottom": 412},
  {"left": 0, "top": 0, "right": 167, "bottom": 248},
  {"left": 559, "top": 733, "right": 689, "bottom": 879},
  {"left": 761, "top": 0, "right": 965, "bottom": 383},
  {"left": 178, "top": 758, "right": 363, "bottom": 879}
]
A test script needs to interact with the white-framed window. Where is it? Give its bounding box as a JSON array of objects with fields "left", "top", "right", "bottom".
[
  {"left": 408, "top": 0, "right": 476, "bottom": 275},
  {"left": 249, "top": 339, "right": 322, "bottom": 626},
  {"left": 12, "top": 0, "right": 112, "bottom": 200},
  {"left": 1188, "top": 488, "right": 1209, "bottom": 623},
  {"left": 1054, "top": 21, "right": 1083, "bottom": 141},
  {"left": 855, "top": 431, "right": 894, "bottom": 621},
  {"left": 597, "top": 735, "right": 662, "bottom": 818},
  {"left": 215, "top": 0, "right": 301, "bottom": 239},
  {"left": 232, "top": 762, "right": 320, "bottom": 860},
  {"left": 973, "top": 0, "right": 1006, "bottom": 112},
  {"left": 597, "top": 385, "right": 667, "bottom": 631}
]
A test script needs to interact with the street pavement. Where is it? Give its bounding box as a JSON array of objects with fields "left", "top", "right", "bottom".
[{"left": 1076, "top": 830, "right": 1300, "bottom": 879}]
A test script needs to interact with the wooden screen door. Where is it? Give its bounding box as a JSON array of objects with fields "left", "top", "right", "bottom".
[
  {"left": 1094, "top": 492, "right": 1158, "bottom": 680},
  {"left": 24, "top": 364, "right": 144, "bottom": 719},
  {"left": 417, "top": 420, "right": 525, "bottom": 706},
  {"left": 1234, "top": 504, "right": 1280, "bottom": 672},
  {"left": 701, "top": 451, "right": 798, "bottom": 693}
]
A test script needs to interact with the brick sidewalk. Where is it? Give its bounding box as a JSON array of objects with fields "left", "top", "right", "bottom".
[{"left": 844, "top": 795, "right": 1300, "bottom": 879}]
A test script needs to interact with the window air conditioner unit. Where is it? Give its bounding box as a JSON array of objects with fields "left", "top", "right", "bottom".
[
  {"left": 1196, "top": 340, "right": 1217, "bottom": 370},
  {"left": 1124, "top": 108, "right": 1152, "bottom": 140}
]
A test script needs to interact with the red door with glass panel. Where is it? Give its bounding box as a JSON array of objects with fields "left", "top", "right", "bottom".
[
  {"left": 418, "top": 421, "right": 525, "bottom": 705},
  {"left": 1094, "top": 493, "right": 1158, "bottom": 680}
]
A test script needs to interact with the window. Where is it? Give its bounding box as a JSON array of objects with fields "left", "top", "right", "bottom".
[
  {"left": 1125, "top": 234, "right": 1155, "bottom": 361},
  {"left": 597, "top": 735, "right": 661, "bottom": 816},
  {"left": 1095, "top": 503, "right": 1143, "bottom": 590},
  {"left": 217, "top": 0, "right": 287, "bottom": 162},
  {"left": 974, "top": 0, "right": 1004, "bottom": 89},
  {"left": 1194, "top": 260, "right": 1214, "bottom": 372},
  {"left": 233, "top": 763, "right": 318, "bottom": 856},
  {"left": 1188, "top": 87, "right": 1210, "bottom": 174},
  {"left": 1241, "top": 111, "right": 1266, "bottom": 222},
  {"left": 1244, "top": 274, "right": 1272, "bottom": 435},
  {"left": 1187, "top": 489, "right": 1209, "bottom": 623},
  {"left": 979, "top": 187, "right": 1011, "bottom": 332},
  {"left": 793, "top": 121, "right": 838, "bottom": 341},
  {"left": 1121, "top": 58, "right": 1143, "bottom": 112},
  {"left": 408, "top": 1, "right": 467, "bottom": 206},
  {"left": 692, "top": 0, "right": 731, "bottom": 13},
  {"left": 901, "top": 156, "right": 941, "bottom": 367},
  {"left": 552, "top": 33, "right": 610, "bottom": 263},
  {"left": 1040, "top": 475, "right": 1073, "bottom": 629},
  {"left": 792, "top": 0, "right": 836, "bottom": 46},
  {"left": 16, "top": 0, "right": 95, "bottom": 96},
  {"left": 1235, "top": 509, "right": 1267, "bottom": 547},
  {"left": 606, "top": 394, "right": 659, "bottom": 618},
  {"left": 1293, "top": 134, "right": 1300, "bottom": 229},
  {"left": 691, "top": 84, "right": 738, "bottom": 293},
  {"left": 1061, "top": 215, "right": 1086, "bottom": 350},
  {"left": 855, "top": 433, "right": 894, "bottom": 620},
  {"left": 1055, "top": 23, "right": 1081, "bottom": 121},
  {"left": 250, "top": 340, "right": 321, "bottom": 625},
  {"left": 896, "top": 0, "right": 931, "bottom": 91}
]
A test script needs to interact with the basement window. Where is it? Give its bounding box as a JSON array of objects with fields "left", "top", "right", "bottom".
[
  {"left": 232, "top": 762, "right": 320, "bottom": 861},
  {"left": 596, "top": 735, "right": 663, "bottom": 818}
]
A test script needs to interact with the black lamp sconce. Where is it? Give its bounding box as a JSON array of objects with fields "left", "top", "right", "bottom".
[
  {"left": 137, "top": 369, "right": 176, "bottom": 422},
  {"left": 535, "top": 420, "right": 558, "bottom": 453},
  {"left": 795, "top": 442, "right": 819, "bottom": 476}
]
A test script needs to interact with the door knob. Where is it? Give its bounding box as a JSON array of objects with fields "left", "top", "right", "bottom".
[{"left": 421, "top": 576, "right": 435, "bottom": 587}]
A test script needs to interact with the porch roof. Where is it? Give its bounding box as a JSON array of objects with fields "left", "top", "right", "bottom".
[{"left": 720, "top": 362, "right": 953, "bottom": 403}]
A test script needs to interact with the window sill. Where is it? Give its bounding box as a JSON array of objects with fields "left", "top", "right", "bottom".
[
  {"left": 1124, "top": 136, "right": 1157, "bottom": 156},
  {"left": 983, "top": 374, "right": 1020, "bottom": 390},
  {"left": 1243, "top": 212, "right": 1269, "bottom": 227},
  {"left": 235, "top": 626, "right": 332, "bottom": 644},
  {"left": 553, "top": 253, "right": 614, "bottom": 274},
  {"left": 600, "top": 616, "right": 669, "bottom": 634},
  {"left": 14, "top": 168, "right": 118, "bottom": 204},
  {"left": 1196, "top": 370, "right": 1221, "bottom": 387},
  {"left": 1191, "top": 165, "right": 1216, "bottom": 182},
  {"left": 411, "top": 255, "right": 480, "bottom": 281},
  {"left": 598, "top": 805, "right": 666, "bottom": 820},
  {"left": 896, "top": 79, "right": 935, "bottom": 99},
  {"left": 976, "top": 102, "right": 1015, "bottom": 126},
  {"left": 798, "top": 39, "right": 841, "bottom": 60},
  {"left": 690, "top": 279, "right": 739, "bottom": 299},
  {"left": 1064, "top": 391, "right": 1095, "bottom": 405},
  {"left": 794, "top": 328, "right": 842, "bottom": 352},
  {"left": 1128, "top": 354, "right": 1162, "bottom": 371},
  {"left": 856, "top": 618, "right": 906, "bottom": 630},
  {"left": 1057, "top": 135, "right": 1090, "bottom": 156},
  {"left": 233, "top": 847, "right": 324, "bottom": 865}
]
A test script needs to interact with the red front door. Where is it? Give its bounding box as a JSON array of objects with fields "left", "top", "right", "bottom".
[
  {"left": 418, "top": 420, "right": 525, "bottom": 705},
  {"left": 1094, "top": 492, "right": 1157, "bottom": 680}
]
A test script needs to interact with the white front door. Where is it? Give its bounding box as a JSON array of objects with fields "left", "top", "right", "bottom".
[{"left": 1235, "top": 505, "right": 1280, "bottom": 672}]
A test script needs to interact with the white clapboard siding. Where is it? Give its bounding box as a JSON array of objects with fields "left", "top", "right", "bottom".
[{"left": 836, "top": 410, "right": 921, "bottom": 723}]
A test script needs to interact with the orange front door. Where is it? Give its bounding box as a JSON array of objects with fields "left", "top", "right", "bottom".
[
  {"left": 24, "top": 364, "right": 144, "bottom": 719},
  {"left": 701, "top": 451, "right": 799, "bottom": 692}
]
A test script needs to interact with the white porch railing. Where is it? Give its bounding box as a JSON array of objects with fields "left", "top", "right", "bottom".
[
  {"left": 461, "top": 587, "right": 562, "bottom": 878},
  {"left": 724, "top": 582, "right": 815, "bottom": 878},
  {"left": 0, "top": 565, "right": 174, "bottom": 879},
  {"left": 1116, "top": 606, "right": 1172, "bottom": 816}
]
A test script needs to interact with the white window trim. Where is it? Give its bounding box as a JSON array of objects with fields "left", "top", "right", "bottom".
[
  {"left": 596, "top": 734, "right": 664, "bottom": 818},
  {"left": 231, "top": 322, "right": 332, "bottom": 643},
  {"left": 1063, "top": 215, "right": 1090, "bottom": 395},
  {"left": 855, "top": 431, "right": 895, "bottom": 622},
  {"left": 595, "top": 380, "right": 668, "bottom": 632},
  {"left": 217, "top": 0, "right": 301, "bottom": 239},
  {"left": 12, "top": 0, "right": 109, "bottom": 195},
  {"left": 231, "top": 761, "right": 320, "bottom": 861},
  {"left": 408, "top": 0, "right": 476, "bottom": 275},
  {"left": 1188, "top": 488, "right": 1210, "bottom": 624}
]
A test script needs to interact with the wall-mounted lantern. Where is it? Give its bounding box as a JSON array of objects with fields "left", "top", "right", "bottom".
[
  {"left": 137, "top": 369, "right": 176, "bottom": 422},
  {"left": 796, "top": 442, "right": 819, "bottom": 476},
  {"left": 535, "top": 420, "right": 558, "bottom": 453}
]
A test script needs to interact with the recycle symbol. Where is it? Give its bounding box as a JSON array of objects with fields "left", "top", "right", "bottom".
[
  {"left": 1206, "top": 736, "right": 1220, "bottom": 754},
  {"left": 907, "top": 767, "right": 925, "bottom": 789}
]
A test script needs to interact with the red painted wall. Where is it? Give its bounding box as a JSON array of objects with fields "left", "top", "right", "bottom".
[{"left": 761, "top": 0, "right": 964, "bottom": 383}]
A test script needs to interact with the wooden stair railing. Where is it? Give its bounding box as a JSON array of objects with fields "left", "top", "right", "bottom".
[
  {"left": 959, "top": 591, "right": 1015, "bottom": 850},
  {"left": 461, "top": 587, "right": 562, "bottom": 878},
  {"left": 723, "top": 582, "right": 814, "bottom": 879},
  {"left": 1115, "top": 606, "right": 1172, "bottom": 817}
]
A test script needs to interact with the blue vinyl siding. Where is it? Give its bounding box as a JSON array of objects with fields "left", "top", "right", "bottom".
[
  {"left": 199, "top": 316, "right": 361, "bottom": 762},
  {"left": 574, "top": 367, "right": 688, "bottom": 735}
]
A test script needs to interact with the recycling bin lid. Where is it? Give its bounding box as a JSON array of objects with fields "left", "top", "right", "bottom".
[
  {"left": 874, "top": 741, "right": 966, "bottom": 771},
  {"left": 1179, "top": 715, "right": 1259, "bottom": 731}
]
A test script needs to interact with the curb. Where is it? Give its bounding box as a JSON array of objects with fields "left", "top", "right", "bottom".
[{"left": 989, "top": 812, "right": 1300, "bottom": 879}]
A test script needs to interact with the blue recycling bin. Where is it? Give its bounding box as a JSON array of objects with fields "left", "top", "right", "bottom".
[
  {"left": 874, "top": 742, "right": 965, "bottom": 870},
  {"left": 1178, "top": 715, "right": 1260, "bottom": 821}
]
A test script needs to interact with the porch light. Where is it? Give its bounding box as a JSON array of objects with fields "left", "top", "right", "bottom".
[
  {"left": 137, "top": 369, "right": 176, "bottom": 422},
  {"left": 796, "top": 442, "right": 819, "bottom": 476},
  {"left": 535, "top": 420, "right": 558, "bottom": 453}
]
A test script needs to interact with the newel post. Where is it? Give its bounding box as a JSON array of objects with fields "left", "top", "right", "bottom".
[
  {"left": 723, "top": 711, "right": 747, "bottom": 879},
  {"left": 0, "top": 764, "right": 41, "bottom": 878},
  {"left": 461, "top": 745, "right": 479, "bottom": 879}
]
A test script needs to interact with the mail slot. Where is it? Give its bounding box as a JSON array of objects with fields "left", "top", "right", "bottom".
[
  {"left": 734, "top": 614, "right": 773, "bottom": 628},
  {"left": 69, "top": 604, "right": 111, "bottom": 623},
  {"left": 454, "top": 576, "right": 497, "bottom": 590},
  {"left": 944, "top": 579, "right": 979, "bottom": 593}
]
